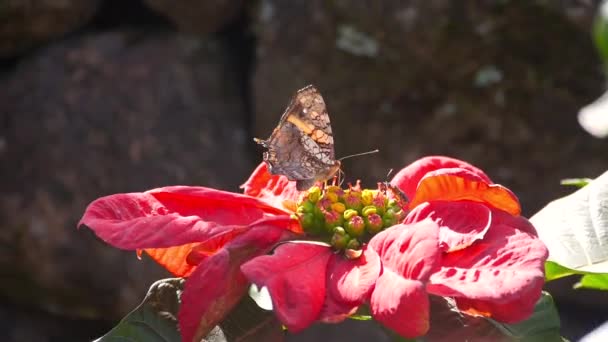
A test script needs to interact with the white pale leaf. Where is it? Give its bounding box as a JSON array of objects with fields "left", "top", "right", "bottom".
[
  {"left": 530, "top": 171, "right": 608, "bottom": 272},
  {"left": 578, "top": 90, "right": 608, "bottom": 138}
]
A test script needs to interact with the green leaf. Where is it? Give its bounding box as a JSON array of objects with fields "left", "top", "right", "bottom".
[
  {"left": 422, "top": 293, "right": 563, "bottom": 341},
  {"left": 216, "top": 294, "right": 284, "bottom": 342},
  {"left": 545, "top": 261, "right": 585, "bottom": 281},
  {"left": 560, "top": 178, "right": 592, "bottom": 188},
  {"left": 575, "top": 273, "right": 608, "bottom": 290},
  {"left": 489, "top": 292, "right": 563, "bottom": 342},
  {"left": 95, "top": 278, "right": 184, "bottom": 342},
  {"left": 594, "top": 2, "right": 608, "bottom": 69},
  {"left": 530, "top": 171, "right": 608, "bottom": 274}
]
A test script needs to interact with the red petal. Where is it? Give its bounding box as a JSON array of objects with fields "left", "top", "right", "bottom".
[
  {"left": 326, "top": 246, "right": 381, "bottom": 305},
  {"left": 390, "top": 156, "right": 492, "bottom": 201},
  {"left": 241, "top": 242, "right": 332, "bottom": 332},
  {"left": 78, "top": 186, "right": 290, "bottom": 250},
  {"left": 147, "top": 216, "right": 298, "bottom": 276},
  {"left": 317, "top": 293, "right": 359, "bottom": 324},
  {"left": 370, "top": 271, "right": 430, "bottom": 338},
  {"left": 453, "top": 280, "right": 544, "bottom": 323},
  {"left": 409, "top": 171, "right": 521, "bottom": 216},
  {"left": 178, "top": 222, "right": 295, "bottom": 342},
  {"left": 426, "top": 211, "right": 548, "bottom": 323},
  {"left": 369, "top": 220, "right": 441, "bottom": 281},
  {"left": 241, "top": 162, "right": 302, "bottom": 211},
  {"left": 405, "top": 201, "right": 492, "bottom": 252}
]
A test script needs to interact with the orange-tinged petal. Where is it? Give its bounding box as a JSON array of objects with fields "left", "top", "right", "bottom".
[
  {"left": 145, "top": 217, "right": 298, "bottom": 276},
  {"left": 410, "top": 173, "right": 520, "bottom": 216},
  {"left": 241, "top": 162, "right": 302, "bottom": 211},
  {"left": 390, "top": 156, "right": 493, "bottom": 201},
  {"left": 178, "top": 221, "right": 298, "bottom": 342},
  {"left": 427, "top": 216, "right": 548, "bottom": 323},
  {"left": 144, "top": 243, "right": 199, "bottom": 277}
]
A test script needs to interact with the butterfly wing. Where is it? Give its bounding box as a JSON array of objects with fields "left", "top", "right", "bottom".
[{"left": 255, "top": 85, "right": 340, "bottom": 189}]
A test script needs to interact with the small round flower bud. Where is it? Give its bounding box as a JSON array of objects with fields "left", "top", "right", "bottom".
[
  {"left": 331, "top": 227, "right": 350, "bottom": 250},
  {"left": 345, "top": 215, "right": 365, "bottom": 237},
  {"left": 331, "top": 202, "right": 346, "bottom": 214},
  {"left": 382, "top": 209, "right": 397, "bottom": 227},
  {"left": 317, "top": 197, "right": 332, "bottom": 210},
  {"left": 326, "top": 185, "right": 344, "bottom": 197},
  {"left": 297, "top": 201, "right": 315, "bottom": 214},
  {"left": 307, "top": 186, "right": 321, "bottom": 203},
  {"left": 372, "top": 192, "right": 387, "bottom": 215},
  {"left": 324, "top": 209, "right": 344, "bottom": 232},
  {"left": 343, "top": 190, "right": 363, "bottom": 211},
  {"left": 365, "top": 213, "right": 383, "bottom": 234},
  {"left": 361, "top": 189, "right": 375, "bottom": 206},
  {"left": 300, "top": 213, "right": 318, "bottom": 233},
  {"left": 324, "top": 191, "right": 339, "bottom": 203},
  {"left": 343, "top": 208, "right": 358, "bottom": 221},
  {"left": 362, "top": 205, "right": 377, "bottom": 217},
  {"left": 346, "top": 239, "right": 361, "bottom": 250}
]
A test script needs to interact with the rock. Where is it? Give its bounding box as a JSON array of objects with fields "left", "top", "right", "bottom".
[
  {"left": 0, "top": 0, "right": 100, "bottom": 57},
  {"left": 0, "top": 301, "right": 111, "bottom": 342},
  {"left": 143, "top": 0, "right": 244, "bottom": 34},
  {"left": 0, "top": 31, "right": 252, "bottom": 321},
  {"left": 252, "top": 0, "right": 608, "bottom": 216}
]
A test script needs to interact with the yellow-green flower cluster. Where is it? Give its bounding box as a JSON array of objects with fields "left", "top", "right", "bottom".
[{"left": 294, "top": 185, "right": 407, "bottom": 251}]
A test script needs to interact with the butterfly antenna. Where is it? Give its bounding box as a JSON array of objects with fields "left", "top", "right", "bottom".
[
  {"left": 386, "top": 168, "right": 394, "bottom": 180},
  {"left": 338, "top": 149, "right": 379, "bottom": 161}
]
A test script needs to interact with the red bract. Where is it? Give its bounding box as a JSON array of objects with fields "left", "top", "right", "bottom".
[
  {"left": 79, "top": 156, "right": 548, "bottom": 341},
  {"left": 396, "top": 156, "right": 549, "bottom": 324},
  {"left": 79, "top": 164, "right": 303, "bottom": 342},
  {"left": 240, "top": 219, "right": 440, "bottom": 337}
]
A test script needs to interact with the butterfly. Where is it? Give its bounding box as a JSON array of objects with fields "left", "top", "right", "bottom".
[{"left": 254, "top": 85, "right": 341, "bottom": 191}]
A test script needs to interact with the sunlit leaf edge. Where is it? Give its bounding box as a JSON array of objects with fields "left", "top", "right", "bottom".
[
  {"left": 545, "top": 261, "right": 608, "bottom": 284},
  {"left": 94, "top": 278, "right": 184, "bottom": 342},
  {"left": 574, "top": 273, "right": 608, "bottom": 290},
  {"left": 559, "top": 178, "right": 592, "bottom": 188}
]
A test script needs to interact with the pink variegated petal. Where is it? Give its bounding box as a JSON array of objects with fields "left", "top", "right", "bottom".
[
  {"left": 370, "top": 271, "right": 430, "bottom": 338},
  {"left": 318, "top": 293, "right": 359, "bottom": 324},
  {"left": 79, "top": 186, "right": 291, "bottom": 250},
  {"left": 178, "top": 222, "right": 295, "bottom": 342},
  {"left": 405, "top": 201, "right": 492, "bottom": 252},
  {"left": 390, "top": 156, "right": 492, "bottom": 200},
  {"left": 326, "top": 245, "right": 381, "bottom": 305},
  {"left": 427, "top": 214, "right": 548, "bottom": 323},
  {"left": 241, "top": 242, "right": 332, "bottom": 332},
  {"left": 369, "top": 220, "right": 441, "bottom": 281}
]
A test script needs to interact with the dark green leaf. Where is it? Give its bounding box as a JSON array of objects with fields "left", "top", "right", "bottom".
[
  {"left": 215, "top": 294, "right": 284, "bottom": 342},
  {"left": 94, "top": 278, "right": 184, "bottom": 342},
  {"left": 489, "top": 292, "right": 563, "bottom": 342},
  {"left": 423, "top": 293, "right": 563, "bottom": 341}
]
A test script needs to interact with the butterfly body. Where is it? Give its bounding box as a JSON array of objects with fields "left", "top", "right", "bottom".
[{"left": 254, "top": 85, "right": 341, "bottom": 191}]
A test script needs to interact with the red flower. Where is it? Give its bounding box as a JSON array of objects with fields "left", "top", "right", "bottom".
[
  {"left": 394, "top": 157, "right": 549, "bottom": 323},
  {"left": 79, "top": 156, "right": 548, "bottom": 341}
]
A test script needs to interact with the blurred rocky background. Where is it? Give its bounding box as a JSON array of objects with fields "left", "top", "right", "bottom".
[{"left": 1, "top": 0, "right": 607, "bottom": 341}]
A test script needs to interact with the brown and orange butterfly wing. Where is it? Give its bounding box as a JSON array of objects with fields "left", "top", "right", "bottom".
[{"left": 255, "top": 85, "right": 340, "bottom": 190}]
